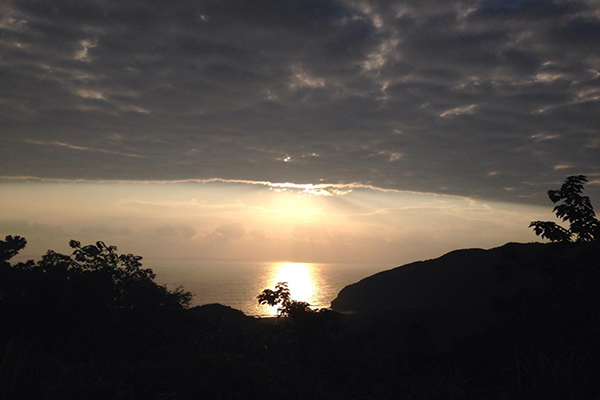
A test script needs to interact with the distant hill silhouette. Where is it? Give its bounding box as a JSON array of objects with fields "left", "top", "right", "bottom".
[
  {"left": 332, "top": 242, "right": 567, "bottom": 314},
  {"left": 190, "top": 303, "right": 251, "bottom": 327}
]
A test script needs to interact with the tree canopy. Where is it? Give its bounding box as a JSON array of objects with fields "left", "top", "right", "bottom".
[
  {"left": 257, "top": 282, "right": 313, "bottom": 320},
  {"left": 530, "top": 175, "right": 599, "bottom": 242},
  {"left": 0, "top": 236, "right": 193, "bottom": 340}
]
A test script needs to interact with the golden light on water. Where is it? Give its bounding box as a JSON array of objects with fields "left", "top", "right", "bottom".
[
  {"left": 273, "top": 262, "right": 315, "bottom": 304},
  {"left": 258, "top": 262, "right": 319, "bottom": 316}
]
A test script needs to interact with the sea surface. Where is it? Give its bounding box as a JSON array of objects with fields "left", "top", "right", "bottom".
[{"left": 149, "top": 260, "right": 391, "bottom": 317}]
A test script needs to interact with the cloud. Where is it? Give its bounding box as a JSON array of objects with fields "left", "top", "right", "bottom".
[
  {"left": 439, "top": 104, "right": 478, "bottom": 117},
  {"left": 151, "top": 224, "right": 197, "bottom": 240},
  {"left": 0, "top": 175, "right": 475, "bottom": 202},
  {"left": 531, "top": 133, "right": 560, "bottom": 142},
  {"left": 554, "top": 164, "right": 574, "bottom": 170},
  {"left": 0, "top": 220, "right": 66, "bottom": 237},
  {"left": 26, "top": 140, "right": 144, "bottom": 158},
  {"left": 0, "top": 0, "right": 598, "bottom": 205},
  {"left": 210, "top": 223, "right": 246, "bottom": 241},
  {"left": 78, "top": 225, "right": 134, "bottom": 238}
]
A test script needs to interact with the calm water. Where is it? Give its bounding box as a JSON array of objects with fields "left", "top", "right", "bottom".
[{"left": 149, "top": 260, "right": 390, "bottom": 317}]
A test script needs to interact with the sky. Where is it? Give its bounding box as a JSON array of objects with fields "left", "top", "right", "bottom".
[{"left": 1, "top": 0, "right": 599, "bottom": 263}]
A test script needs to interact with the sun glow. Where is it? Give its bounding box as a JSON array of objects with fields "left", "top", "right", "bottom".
[
  {"left": 0, "top": 179, "right": 545, "bottom": 267},
  {"left": 262, "top": 193, "right": 324, "bottom": 220},
  {"left": 272, "top": 262, "right": 315, "bottom": 304}
]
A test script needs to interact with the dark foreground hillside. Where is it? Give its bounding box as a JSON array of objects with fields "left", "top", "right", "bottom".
[{"left": 2, "top": 236, "right": 600, "bottom": 400}]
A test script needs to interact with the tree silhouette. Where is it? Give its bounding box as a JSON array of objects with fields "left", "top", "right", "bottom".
[
  {"left": 257, "top": 282, "right": 313, "bottom": 319},
  {"left": 530, "top": 175, "right": 599, "bottom": 242},
  {"left": 0, "top": 236, "right": 193, "bottom": 332},
  {"left": 0, "top": 235, "right": 26, "bottom": 266}
]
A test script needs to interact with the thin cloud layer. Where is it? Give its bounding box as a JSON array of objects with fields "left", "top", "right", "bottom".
[
  {"left": 0, "top": 180, "right": 548, "bottom": 263},
  {"left": 1, "top": 0, "right": 599, "bottom": 204}
]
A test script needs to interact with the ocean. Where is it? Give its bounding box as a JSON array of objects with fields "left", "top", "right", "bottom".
[{"left": 148, "top": 260, "right": 391, "bottom": 317}]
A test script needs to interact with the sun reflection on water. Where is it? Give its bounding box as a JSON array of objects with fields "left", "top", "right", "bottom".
[
  {"left": 259, "top": 262, "right": 318, "bottom": 316},
  {"left": 273, "top": 263, "right": 314, "bottom": 303}
]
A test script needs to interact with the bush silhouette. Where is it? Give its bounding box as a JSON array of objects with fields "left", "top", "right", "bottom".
[{"left": 530, "top": 175, "right": 599, "bottom": 242}]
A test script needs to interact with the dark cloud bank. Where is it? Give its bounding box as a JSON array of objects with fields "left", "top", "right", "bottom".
[{"left": 1, "top": 0, "right": 599, "bottom": 204}]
